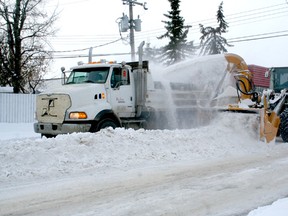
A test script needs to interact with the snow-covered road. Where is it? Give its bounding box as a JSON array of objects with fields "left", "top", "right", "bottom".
[
  {"left": 1, "top": 150, "right": 288, "bottom": 216},
  {"left": 1, "top": 113, "right": 288, "bottom": 215}
]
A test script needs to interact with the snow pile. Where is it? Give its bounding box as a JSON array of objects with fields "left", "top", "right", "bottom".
[
  {"left": 0, "top": 113, "right": 287, "bottom": 215},
  {"left": 0, "top": 123, "right": 39, "bottom": 140},
  {"left": 0, "top": 113, "right": 272, "bottom": 184},
  {"left": 247, "top": 198, "right": 288, "bottom": 216}
]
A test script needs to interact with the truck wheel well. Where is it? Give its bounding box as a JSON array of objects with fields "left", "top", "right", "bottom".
[
  {"left": 97, "top": 118, "right": 118, "bottom": 131},
  {"left": 90, "top": 110, "right": 121, "bottom": 132}
]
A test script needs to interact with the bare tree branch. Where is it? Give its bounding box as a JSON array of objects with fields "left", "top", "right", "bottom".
[{"left": 0, "top": 0, "right": 58, "bottom": 93}]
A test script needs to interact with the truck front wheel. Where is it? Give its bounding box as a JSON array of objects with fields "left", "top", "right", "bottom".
[
  {"left": 41, "top": 134, "right": 56, "bottom": 138},
  {"left": 97, "top": 119, "right": 118, "bottom": 131}
]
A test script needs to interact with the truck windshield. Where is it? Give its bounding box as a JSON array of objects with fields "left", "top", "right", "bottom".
[{"left": 66, "top": 67, "right": 110, "bottom": 84}]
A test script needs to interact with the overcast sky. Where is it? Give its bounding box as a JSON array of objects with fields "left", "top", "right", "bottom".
[{"left": 46, "top": 0, "right": 288, "bottom": 78}]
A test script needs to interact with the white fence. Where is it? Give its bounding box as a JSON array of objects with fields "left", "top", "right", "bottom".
[{"left": 0, "top": 93, "right": 36, "bottom": 123}]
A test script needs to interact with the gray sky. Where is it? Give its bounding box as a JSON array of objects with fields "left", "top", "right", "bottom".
[{"left": 46, "top": 0, "right": 288, "bottom": 77}]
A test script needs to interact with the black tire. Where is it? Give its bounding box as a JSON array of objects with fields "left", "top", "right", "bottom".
[
  {"left": 279, "top": 108, "right": 288, "bottom": 142},
  {"left": 97, "top": 119, "right": 117, "bottom": 131},
  {"left": 41, "top": 134, "right": 56, "bottom": 138}
]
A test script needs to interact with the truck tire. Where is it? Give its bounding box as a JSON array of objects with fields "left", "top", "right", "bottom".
[
  {"left": 279, "top": 108, "right": 288, "bottom": 142},
  {"left": 41, "top": 134, "right": 56, "bottom": 138},
  {"left": 98, "top": 119, "right": 118, "bottom": 131}
]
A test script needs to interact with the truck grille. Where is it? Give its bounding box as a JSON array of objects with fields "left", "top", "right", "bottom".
[{"left": 36, "top": 94, "right": 71, "bottom": 123}]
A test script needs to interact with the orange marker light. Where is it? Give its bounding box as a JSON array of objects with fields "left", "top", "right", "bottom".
[{"left": 69, "top": 112, "right": 87, "bottom": 119}]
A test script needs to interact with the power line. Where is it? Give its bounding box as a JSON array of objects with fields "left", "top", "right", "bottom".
[
  {"left": 186, "top": 3, "right": 285, "bottom": 24},
  {"left": 51, "top": 30, "right": 288, "bottom": 60},
  {"left": 228, "top": 32, "right": 288, "bottom": 43},
  {"left": 228, "top": 29, "right": 288, "bottom": 41},
  {"left": 53, "top": 52, "right": 131, "bottom": 59},
  {"left": 49, "top": 2, "right": 288, "bottom": 43},
  {"left": 186, "top": 3, "right": 288, "bottom": 27},
  {"left": 49, "top": 8, "right": 288, "bottom": 47},
  {"left": 47, "top": 0, "right": 94, "bottom": 8},
  {"left": 47, "top": 2, "right": 288, "bottom": 54},
  {"left": 49, "top": 38, "right": 124, "bottom": 53}
]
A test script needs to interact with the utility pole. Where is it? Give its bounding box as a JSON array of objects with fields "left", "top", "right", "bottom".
[
  {"left": 128, "top": 1, "right": 135, "bottom": 61},
  {"left": 121, "top": 0, "right": 148, "bottom": 61}
]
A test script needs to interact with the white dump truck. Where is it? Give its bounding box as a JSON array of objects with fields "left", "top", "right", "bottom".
[{"left": 34, "top": 42, "right": 205, "bottom": 137}]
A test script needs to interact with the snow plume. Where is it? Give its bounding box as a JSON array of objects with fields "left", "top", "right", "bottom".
[
  {"left": 158, "top": 54, "right": 228, "bottom": 93},
  {"left": 149, "top": 54, "right": 236, "bottom": 129}
]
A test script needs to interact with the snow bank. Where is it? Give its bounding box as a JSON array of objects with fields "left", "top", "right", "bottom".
[
  {"left": 0, "top": 123, "right": 39, "bottom": 140},
  {"left": 0, "top": 112, "right": 288, "bottom": 215},
  {"left": 0, "top": 112, "right": 275, "bottom": 184},
  {"left": 247, "top": 198, "right": 288, "bottom": 216}
]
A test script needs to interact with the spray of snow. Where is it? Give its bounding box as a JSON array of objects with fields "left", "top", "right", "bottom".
[
  {"left": 148, "top": 54, "right": 240, "bottom": 129},
  {"left": 157, "top": 54, "right": 227, "bottom": 87}
]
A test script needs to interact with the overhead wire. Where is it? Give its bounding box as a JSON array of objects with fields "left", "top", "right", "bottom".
[
  {"left": 50, "top": 3, "right": 288, "bottom": 47},
  {"left": 52, "top": 52, "right": 131, "bottom": 59},
  {"left": 228, "top": 32, "right": 288, "bottom": 43},
  {"left": 50, "top": 38, "right": 124, "bottom": 53},
  {"left": 228, "top": 29, "right": 288, "bottom": 41},
  {"left": 132, "top": 3, "right": 288, "bottom": 44},
  {"left": 49, "top": 2, "right": 288, "bottom": 58},
  {"left": 46, "top": 0, "right": 94, "bottom": 8},
  {"left": 52, "top": 31, "right": 288, "bottom": 59},
  {"left": 130, "top": 3, "right": 288, "bottom": 37}
]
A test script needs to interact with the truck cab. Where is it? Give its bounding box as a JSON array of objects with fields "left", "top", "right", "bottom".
[
  {"left": 270, "top": 67, "right": 288, "bottom": 93},
  {"left": 34, "top": 60, "right": 149, "bottom": 137}
]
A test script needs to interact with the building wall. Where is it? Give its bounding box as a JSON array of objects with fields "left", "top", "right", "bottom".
[
  {"left": 0, "top": 93, "right": 36, "bottom": 123},
  {"left": 248, "top": 64, "right": 270, "bottom": 88},
  {"left": 0, "top": 79, "right": 63, "bottom": 123}
]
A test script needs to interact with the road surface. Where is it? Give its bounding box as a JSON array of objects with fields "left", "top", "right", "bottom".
[{"left": 1, "top": 147, "right": 288, "bottom": 216}]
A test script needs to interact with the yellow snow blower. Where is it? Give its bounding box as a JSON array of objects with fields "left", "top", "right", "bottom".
[{"left": 216, "top": 53, "right": 280, "bottom": 143}]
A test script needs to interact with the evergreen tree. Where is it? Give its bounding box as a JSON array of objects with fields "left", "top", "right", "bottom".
[
  {"left": 158, "top": 0, "right": 195, "bottom": 65},
  {"left": 199, "top": 1, "right": 232, "bottom": 55}
]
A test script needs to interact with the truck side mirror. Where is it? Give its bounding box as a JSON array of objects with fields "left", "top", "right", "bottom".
[{"left": 61, "top": 67, "right": 66, "bottom": 84}]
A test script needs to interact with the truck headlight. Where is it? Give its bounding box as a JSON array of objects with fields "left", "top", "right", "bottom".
[{"left": 69, "top": 112, "right": 87, "bottom": 119}]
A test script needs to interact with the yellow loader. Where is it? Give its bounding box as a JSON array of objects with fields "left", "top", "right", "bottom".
[{"left": 216, "top": 53, "right": 281, "bottom": 143}]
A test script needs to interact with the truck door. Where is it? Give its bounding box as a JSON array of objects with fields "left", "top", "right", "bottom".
[{"left": 109, "top": 67, "right": 135, "bottom": 117}]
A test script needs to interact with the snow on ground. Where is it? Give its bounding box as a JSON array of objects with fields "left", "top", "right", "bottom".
[
  {"left": 0, "top": 113, "right": 287, "bottom": 215},
  {"left": 247, "top": 198, "right": 288, "bottom": 216},
  {"left": 0, "top": 123, "right": 40, "bottom": 140}
]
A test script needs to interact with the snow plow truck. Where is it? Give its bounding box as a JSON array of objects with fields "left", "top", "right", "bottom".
[{"left": 34, "top": 42, "right": 288, "bottom": 143}]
